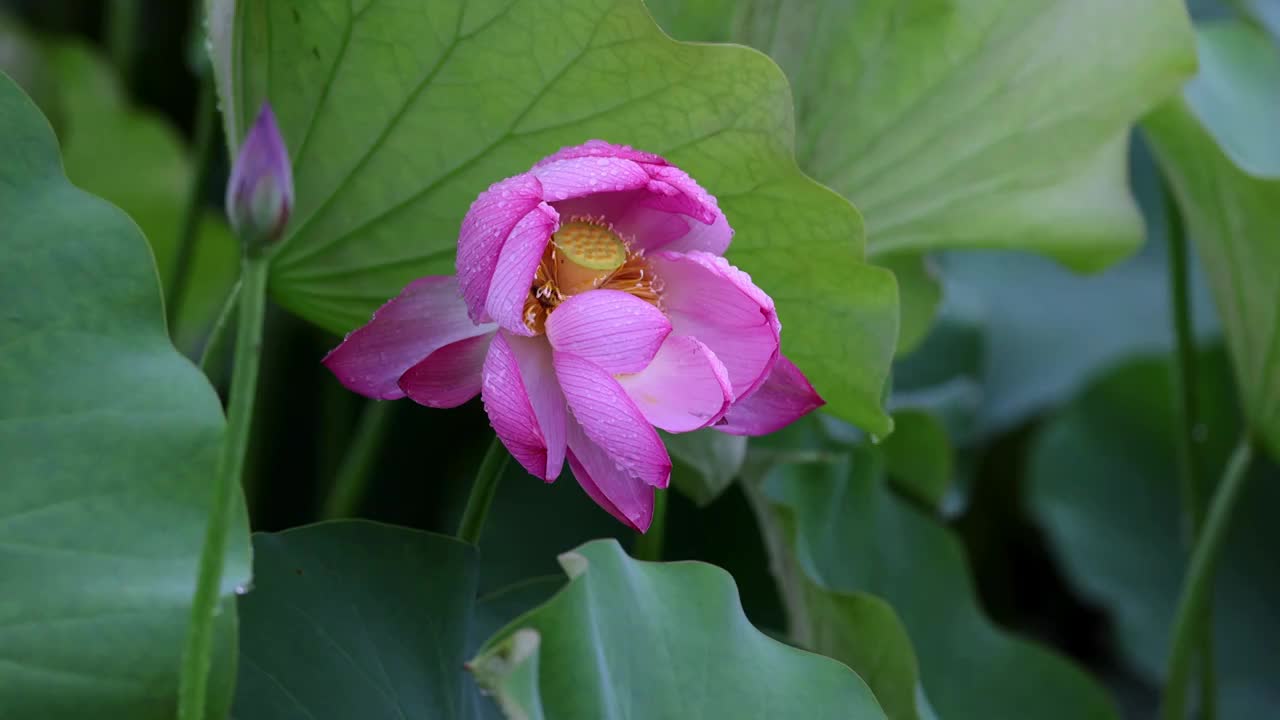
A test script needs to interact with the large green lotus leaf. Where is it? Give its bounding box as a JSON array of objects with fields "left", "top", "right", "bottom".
[
  {"left": 648, "top": 0, "right": 1194, "bottom": 351},
  {"left": 757, "top": 432, "right": 1118, "bottom": 720},
  {"left": 1182, "top": 21, "right": 1280, "bottom": 176},
  {"left": 731, "top": 0, "right": 1194, "bottom": 271},
  {"left": 1028, "top": 351, "right": 1280, "bottom": 717},
  {"left": 0, "top": 74, "right": 249, "bottom": 720},
  {"left": 800, "top": 582, "right": 935, "bottom": 720},
  {"left": 745, "top": 456, "right": 929, "bottom": 720},
  {"left": 1143, "top": 21, "right": 1280, "bottom": 461},
  {"left": 878, "top": 253, "right": 943, "bottom": 356},
  {"left": 880, "top": 409, "right": 952, "bottom": 509},
  {"left": 46, "top": 41, "right": 239, "bottom": 355},
  {"left": 210, "top": 0, "right": 898, "bottom": 435},
  {"left": 232, "top": 521, "right": 481, "bottom": 719},
  {"left": 899, "top": 136, "right": 1220, "bottom": 440},
  {"left": 467, "top": 577, "right": 564, "bottom": 720},
  {"left": 888, "top": 289, "right": 986, "bottom": 443},
  {"left": 471, "top": 539, "right": 887, "bottom": 719}
]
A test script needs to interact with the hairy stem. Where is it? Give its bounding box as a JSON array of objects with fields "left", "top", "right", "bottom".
[
  {"left": 1162, "top": 177, "right": 1216, "bottom": 719},
  {"left": 177, "top": 254, "right": 269, "bottom": 720},
  {"left": 1162, "top": 438, "right": 1253, "bottom": 720},
  {"left": 321, "top": 401, "right": 395, "bottom": 519},
  {"left": 198, "top": 280, "right": 240, "bottom": 379},
  {"left": 457, "top": 436, "right": 510, "bottom": 545},
  {"left": 107, "top": 0, "right": 142, "bottom": 93},
  {"left": 632, "top": 489, "right": 669, "bottom": 561}
]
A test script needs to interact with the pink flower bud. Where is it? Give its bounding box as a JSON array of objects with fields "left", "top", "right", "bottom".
[{"left": 226, "top": 103, "right": 293, "bottom": 250}]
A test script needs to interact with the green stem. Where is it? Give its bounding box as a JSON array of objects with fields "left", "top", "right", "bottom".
[
  {"left": 457, "top": 436, "right": 510, "bottom": 545},
  {"left": 167, "top": 74, "right": 220, "bottom": 331},
  {"left": 632, "top": 489, "right": 668, "bottom": 561},
  {"left": 199, "top": 279, "right": 240, "bottom": 379},
  {"left": 321, "top": 401, "right": 395, "bottom": 519},
  {"left": 107, "top": 0, "right": 143, "bottom": 94},
  {"left": 1162, "top": 438, "right": 1253, "bottom": 720},
  {"left": 1162, "top": 177, "right": 1216, "bottom": 720},
  {"left": 740, "top": 469, "right": 812, "bottom": 648},
  {"left": 1163, "top": 178, "right": 1205, "bottom": 537},
  {"left": 177, "top": 253, "right": 269, "bottom": 720}
]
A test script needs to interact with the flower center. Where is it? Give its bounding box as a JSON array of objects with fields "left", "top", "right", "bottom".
[
  {"left": 523, "top": 220, "right": 662, "bottom": 333},
  {"left": 551, "top": 221, "right": 629, "bottom": 292}
]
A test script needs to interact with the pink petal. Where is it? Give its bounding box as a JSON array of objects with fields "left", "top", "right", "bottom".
[
  {"left": 648, "top": 251, "right": 780, "bottom": 400},
  {"left": 530, "top": 156, "right": 650, "bottom": 203},
  {"left": 611, "top": 205, "right": 694, "bottom": 251},
  {"left": 551, "top": 189, "right": 644, "bottom": 225},
  {"left": 640, "top": 165, "right": 719, "bottom": 225},
  {"left": 544, "top": 290, "right": 671, "bottom": 375},
  {"left": 556, "top": 175, "right": 731, "bottom": 256},
  {"left": 567, "top": 419, "right": 655, "bottom": 532},
  {"left": 532, "top": 141, "right": 731, "bottom": 255},
  {"left": 508, "top": 333, "right": 568, "bottom": 480},
  {"left": 457, "top": 173, "right": 545, "bottom": 324},
  {"left": 716, "top": 355, "right": 825, "bottom": 436},
  {"left": 535, "top": 139, "right": 669, "bottom": 168},
  {"left": 485, "top": 202, "right": 559, "bottom": 335},
  {"left": 627, "top": 164, "right": 732, "bottom": 255},
  {"left": 617, "top": 336, "right": 732, "bottom": 433},
  {"left": 481, "top": 332, "right": 566, "bottom": 481},
  {"left": 323, "top": 276, "right": 495, "bottom": 400},
  {"left": 397, "top": 332, "right": 494, "bottom": 408},
  {"left": 664, "top": 208, "right": 732, "bottom": 255},
  {"left": 553, "top": 351, "right": 671, "bottom": 488}
]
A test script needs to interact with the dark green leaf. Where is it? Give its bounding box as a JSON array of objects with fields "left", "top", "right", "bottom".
[
  {"left": 801, "top": 583, "right": 931, "bottom": 720},
  {"left": 889, "top": 289, "right": 986, "bottom": 443},
  {"left": 0, "top": 74, "right": 249, "bottom": 720},
  {"left": 468, "top": 577, "right": 565, "bottom": 720},
  {"left": 879, "top": 254, "right": 942, "bottom": 356},
  {"left": 1028, "top": 350, "right": 1280, "bottom": 717},
  {"left": 471, "top": 539, "right": 887, "bottom": 719},
  {"left": 749, "top": 463, "right": 928, "bottom": 720},
  {"left": 233, "top": 521, "right": 479, "bottom": 719},
  {"left": 760, "top": 437, "right": 1118, "bottom": 720},
  {"left": 664, "top": 429, "right": 748, "bottom": 506},
  {"left": 881, "top": 410, "right": 952, "bottom": 509}
]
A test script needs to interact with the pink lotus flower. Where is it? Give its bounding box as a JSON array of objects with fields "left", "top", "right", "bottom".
[{"left": 324, "top": 141, "right": 822, "bottom": 531}]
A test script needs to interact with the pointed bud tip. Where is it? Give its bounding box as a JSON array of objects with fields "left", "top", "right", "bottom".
[{"left": 227, "top": 101, "right": 294, "bottom": 251}]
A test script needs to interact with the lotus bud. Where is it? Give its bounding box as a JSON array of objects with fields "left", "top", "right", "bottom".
[{"left": 226, "top": 103, "right": 293, "bottom": 252}]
